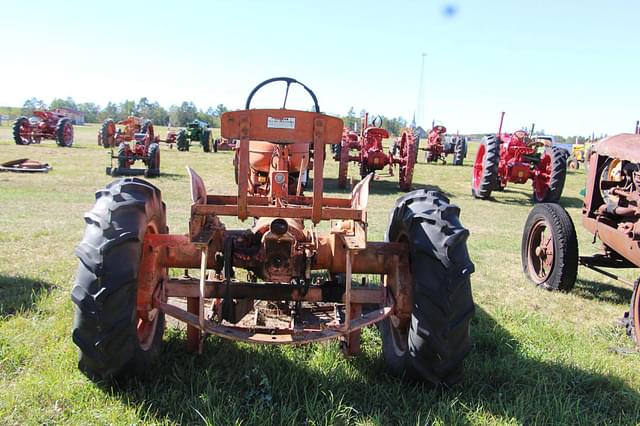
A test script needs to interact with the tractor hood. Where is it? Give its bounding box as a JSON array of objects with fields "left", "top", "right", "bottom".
[{"left": 596, "top": 133, "right": 640, "bottom": 162}]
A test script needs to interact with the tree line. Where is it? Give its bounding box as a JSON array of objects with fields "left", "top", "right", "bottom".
[{"left": 18, "top": 97, "right": 411, "bottom": 135}]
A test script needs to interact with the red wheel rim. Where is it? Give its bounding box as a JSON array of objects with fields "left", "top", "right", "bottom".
[
  {"left": 533, "top": 152, "right": 552, "bottom": 200},
  {"left": 19, "top": 120, "right": 31, "bottom": 144},
  {"left": 472, "top": 144, "right": 486, "bottom": 191},
  {"left": 526, "top": 218, "right": 555, "bottom": 284},
  {"left": 63, "top": 122, "right": 73, "bottom": 146},
  {"left": 136, "top": 224, "right": 164, "bottom": 350}
]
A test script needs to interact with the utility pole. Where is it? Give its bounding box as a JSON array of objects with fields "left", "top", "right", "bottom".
[{"left": 416, "top": 53, "right": 426, "bottom": 129}]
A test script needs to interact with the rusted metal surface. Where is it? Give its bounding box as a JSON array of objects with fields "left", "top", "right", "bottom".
[{"left": 592, "top": 134, "right": 640, "bottom": 163}]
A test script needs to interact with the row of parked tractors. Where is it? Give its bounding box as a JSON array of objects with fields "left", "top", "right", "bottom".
[{"left": 12, "top": 77, "right": 638, "bottom": 386}]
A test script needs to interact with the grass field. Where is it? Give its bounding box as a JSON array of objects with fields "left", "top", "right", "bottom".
[{"left": 1, "top": 123, "right": 639, "bottom": 425}]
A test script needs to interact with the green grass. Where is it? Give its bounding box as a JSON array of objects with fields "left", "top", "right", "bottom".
[{"left": 0, "top": 124, "right": 639, "bottom": 425}]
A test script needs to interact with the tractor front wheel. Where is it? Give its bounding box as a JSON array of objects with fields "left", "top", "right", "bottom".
[
  {"left": 71, "top": 178, "right": 167, "bottom": 380},
  {"left": 532, "top": 146, "right": 568, "bottom": 203},
  {"left": 56, "top": 118, "right": 74, "bottom": 147},
  {"left": 567, "top": 156, "right": 579, "bottom": 170},
  {"left": 471, "top": 135, "right": 499, "bottom": 199},
  {"left": 521, "top": 203, "right": 578, "bottom": 291},
  {"left": 12, "top": 117, "right": 32, "bottom": 145},
  {"left": 452, "top": 137, "right": 466, "bottom": 166},
  {"left": 380, "top": 190, "right": 475, "bottom": 386},
  {"left": 201, "top": 129, "right": 212, "bottom": 152}
]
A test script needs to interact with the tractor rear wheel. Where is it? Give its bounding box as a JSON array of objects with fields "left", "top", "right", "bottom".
[
  {"left": 398, "top": 129, "right": 417, "bottom": 191},
  {"left": 453, "top": 137, "right": 466, "bottom": 166},
  {"left": 145, "top": 143, "right": 160, "bottom": 178},
  {"left": 380, "top": 190, "right": 475, "bottom": 386},
  {"left": 101, "top": 119, "right": 116, "bottom": 148},
  {"left": 12, "top": 117, "right": 32, "bottom": 145},
  {"left": 56, "top": 118, "right": 74, "bottom": 147},
  {"left": 471, "top": 135, "right": 499, "bottom": 199},
  {"left": 176, "top": 129, "right": 189, "bottom": 151},
  {"left": 201, "top": 129, "right": 212, "bottom": 152},
  {"left": 337, "top": 139, "right": 349, "bottom": 189},
  {"left": 627, "top": 283, "right": 640, "bottom": 346},
  {"left": 532, "top": 147, "right": 568, "bottom": 203},
  {"left": 521, "top": 203, "right": 578, "bottom": 291},
  {"left": 71, "top": 178, "right": 167, "bottom": 380}
]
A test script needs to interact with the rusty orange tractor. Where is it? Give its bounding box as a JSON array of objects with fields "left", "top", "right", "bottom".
[
  {"left": 102, "top": 116, "right": 160, "bottom": 177},
  {"left": 13, "top": 110, "right": 74, "bottom": 147},
  {"left": 71, "top": 77, "right": 474, "bottom": 385},
  {"left": 336, "top": 113, "right": 416, "bottom": 191}
]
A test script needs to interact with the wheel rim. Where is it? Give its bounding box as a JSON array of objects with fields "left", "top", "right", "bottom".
[
  {"left": 63, "top": 122, "right": 73, "bottom": 146},
  {"left": 18, "top": 120, "right": 31, "bottom": 144},
  {"left": 136, "top": 223, "right": 164, "bottom": 350},
  {"left": 472, "top": 144, "right": 486, "bottom": 190},
  {"left": 533, "top": 152, "right": 552, "bottom": 201},
  {"left": 526, "top": 218, "right": 555, "bottom": 284}
]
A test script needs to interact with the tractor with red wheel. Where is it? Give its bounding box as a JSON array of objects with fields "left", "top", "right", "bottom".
[
  {"left": 472, "top": 112, "right": 568, "bottom": 203},
  {"left": 71, "top": 77, "right": 475, "bottom": 386},
  {"left": 12, "top": 110, "right": 74, "bottom": 147},
  {"left": 421, "top": 124, "right": 467, "bottom": 165},
  {"left": 103, "top": 117, "right": 160, "bottom": 177},
  {"left": 336, "top": 113, "right": 416, "bottom": 191},
  {"left": 521, "top": 133, "right": 640, "bottom": 346}
]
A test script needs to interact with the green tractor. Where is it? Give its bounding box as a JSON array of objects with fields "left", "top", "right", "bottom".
[{"left": 176, "top": 119, "right": 213, "bottom": 152}]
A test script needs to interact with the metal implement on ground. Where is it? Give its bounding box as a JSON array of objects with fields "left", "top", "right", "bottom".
[
  {"left": 521, "top": 133, "right": 640, "bottom": 346},
  {"left": 335, "top": 113, "right": 416, "bottom": 191},
  {"left": 472, "top": 111, "right": 568, "bottom": 203},
  {"left": 71, "top": 77, "right": 475, "bottom": 386},
  {"left": 12, "top": 110, "right": 74, "bottom": 147}
]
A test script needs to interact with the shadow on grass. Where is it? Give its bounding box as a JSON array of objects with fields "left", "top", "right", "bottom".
[
  {"left": 320, "top": 176, "right": 452, "bottom": 198},
  {"left": 573, "top": 278, "right": 633, "bottom": 305},
  {"left": 481, "top": 189, "right": 584, "bottom": 210},
  {"left": 101, "top": 306, "right": 639, "bottom": 424},
  {"left": 0, "top": 274, "right": 55, "bottom": 316}
]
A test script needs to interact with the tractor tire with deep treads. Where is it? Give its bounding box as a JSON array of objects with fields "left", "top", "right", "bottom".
[
  {"left": 12, "top": 116, "right": 31, "bottom": 145},
  {"left": 380, "top": 190, "right": 475, "bottom": 386},
  {"left": 453, "top": 137, "right": 466, "bottom": 166},
  {"left": 201, "top": 129, "right": 212, "bottom": 152},
  {"left": 533, "top": 146, "right": 568, "bottom": 203},
  {"left": 56, "top": 118, "right": 74, "bottom": 147},
  {"left": 521, "top": 203, "right": 578, "bottom": 291},
  {"left": 176, "top": 129, "right": 189, "bottom": 151},
  {"left": 71, "top": 178, "right": 167, "bottom": 380},
  {"left": 145, "top": 143, "right": 160, "bottom": 177},
  {"left": 101, "top": 119, "right": 116, "bottom": 148},
  {"left": 471, "top": 135, "right": 499, "bottom": 199}
]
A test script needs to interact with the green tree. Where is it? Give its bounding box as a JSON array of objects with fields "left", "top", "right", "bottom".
[
  {"left": 77, "top": 102, "right": 100, "bottom": 123},
  {"left": 21, "top": 98, "right": 47, "bottom": 115},
  {"left": 50, "top": 97, "right": 77, "bottom": 111}
]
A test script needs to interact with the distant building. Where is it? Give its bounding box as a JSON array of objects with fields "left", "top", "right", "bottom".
[{"left": 53, "top": 107, "right": 85, "bottom": 125}]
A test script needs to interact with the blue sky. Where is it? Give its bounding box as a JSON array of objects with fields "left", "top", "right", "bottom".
[{"left": 1, "top": 0, "right": 638, "bottom": 135}]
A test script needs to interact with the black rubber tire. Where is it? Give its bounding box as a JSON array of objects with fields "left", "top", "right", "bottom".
[
  {"left": 533, "top": 146, "right": 568, "bottom": 203},
  {"left": 453, "top": 138, "right": 466, "bottom": 166},
  {"left": 567, "top": 156, "right": 579, "bottom": 171},
  {"left": 145, "top": 143, "right": 160, "bottom": 178},
  {"left": 471, "top": 135, "right": 499, "bottom": 199},
  {"left": 521, "top": 203, "right": 578, "bottom": 291},
  {"left": 56, "top": 118, "right": 74, "bottom": 147},
  {"left": 101, "top": 119, "right": 115, "bottom": 148},
  {"left": 117, "top": 143, "right": 128, "bottom": 169},
  {"left": 71, "top": 178, "right": 167, "bottom": 380},
  {"left": 213, "top": 138, "right": 219, "bottom": 153},
  {"left": 380, "top": 190, "right": 475, "bottom": 386},
  {"left": 176, "top": 129, "right": 189, "bottom": 151},
  {"left": 12, "top": 116, "right": 31, "bottom": 145},
  {"left": 201, "top": 129, "right": 211, "bottom": 152}
]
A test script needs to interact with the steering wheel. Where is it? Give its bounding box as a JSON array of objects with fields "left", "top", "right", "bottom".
[
  {"left": 513, "top": 130, "right": 527, "bottom": 140},
  {"left": 370, "top": 115, "right": 383, "bottom": 128},
  {"left": 245, "top": 77, "right": 320, "bottom": 112}
]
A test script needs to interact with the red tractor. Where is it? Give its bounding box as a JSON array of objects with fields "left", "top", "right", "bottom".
[
  {"left": 421, "top": 124, "right": 467, "bottom": 165},
  {"left": 71, "top": 77, "right": 474, "bottom": 386},
  {"left": 521, "top": 133, "right": 640, "bottom": 346},
  {"left": 103, "top": 117, "right": 160, "bottom": 177},
  {"left": 336, "top": 113, "right": 416, "bottom": 191},
  {"left": 12, "top": 110, "right": 74, "bottom": 147},
  {"left": 472, "top": 112, "right": 568, "bottom": 203}
]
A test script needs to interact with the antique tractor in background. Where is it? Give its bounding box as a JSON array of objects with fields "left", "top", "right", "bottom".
[
  {"left": 103, "top": 117, "right": 160, "bottom": 177},
  {"left": 176, "top": 119, "right": 213, "bottom": 152},
  {"left": 521, "top": 133, "right": 640, "bottom": 346},
  {"left": 71, "top": 77, "right": 474, "bottom": 386},
  {"left": 12, "top": 110, "right": 74, "bottom": 147},
  {"left": 420, "top": 124, "right": 467, "bottom": 165},
  {"left": 472, "top": 112, "right": 568, "bottom": 203},
  {"left": 336, "top": 113, "right": 416, "bottom": 191}
]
